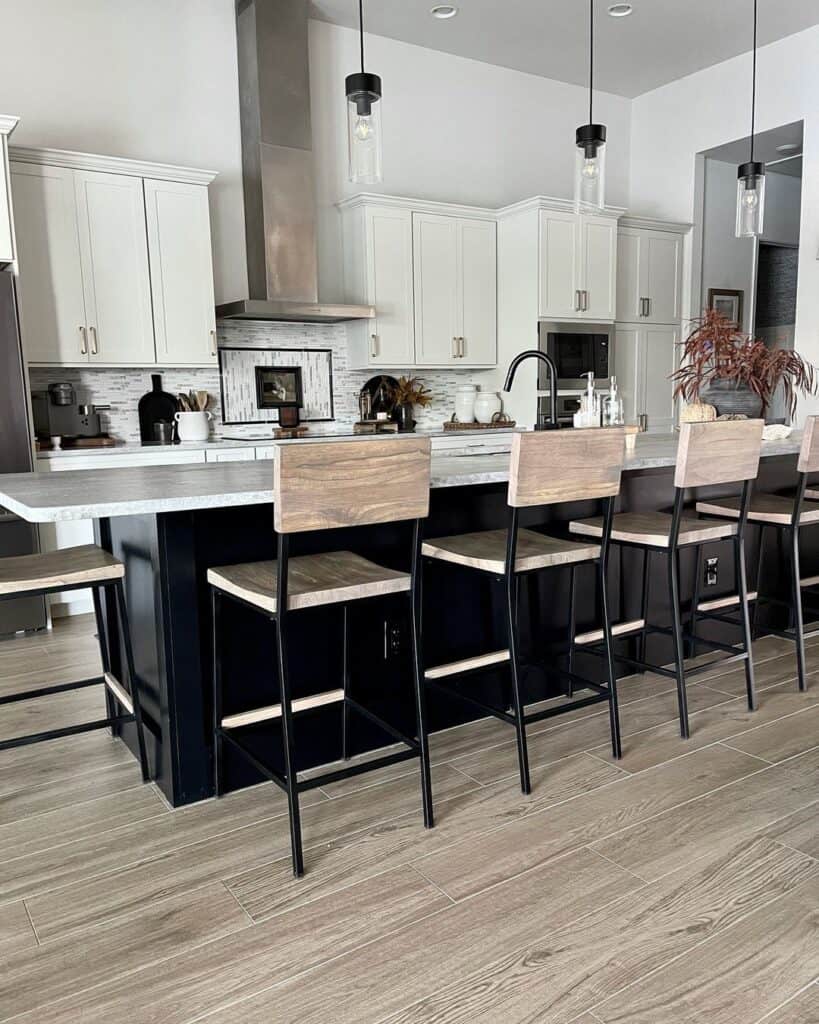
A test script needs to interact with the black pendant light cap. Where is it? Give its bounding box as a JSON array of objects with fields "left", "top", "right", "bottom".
[
  {"left": 346, "top": 72, "right": 382, "bottom": 101},
  {"left": 737, "top": 160, "right": 765, "bottom": 181},
  {"left": 576, "top": 123, "right": 607, "bottom": 157}
]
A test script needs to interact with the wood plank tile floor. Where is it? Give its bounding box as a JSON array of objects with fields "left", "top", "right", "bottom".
[{"left": 0, "top": 613, "right": 817, "bottom": 1023}]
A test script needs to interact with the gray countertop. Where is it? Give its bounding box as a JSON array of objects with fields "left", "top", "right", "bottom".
[{"left": 1, "top": 431, "right": 804, "bottom": 523}]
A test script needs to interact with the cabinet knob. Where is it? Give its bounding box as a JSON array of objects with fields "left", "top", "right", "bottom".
[
  {"left": 89, "top": 326, "right": 98, "bottom": 355},
  {"left": 78, "top": 325, "right": 88, "bottom": 355}
]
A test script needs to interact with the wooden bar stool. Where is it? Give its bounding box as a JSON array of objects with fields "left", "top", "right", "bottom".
[
  {"left": 420, "top": 428, "right": 626, "bottom": 796},
  {"left": 695, "top": 415, "right": 819, "bottom": 692},
  {"left": 570, "top": 419, "right": 763, "bottom": 739},
  {"left": 0, "top": 545, "right": 150, "bottom": 778},
  {"left": 208, "top": 437, "right": 433, "bottom": 878}
]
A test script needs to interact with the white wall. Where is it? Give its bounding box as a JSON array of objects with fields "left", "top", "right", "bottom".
[
  {"left": 309, "top": 19, "right": 632, "bottom": 300},
  {"left": 630, "top": 25, "right": 819, "bottom": 418},
  {"left": 0, "top": 0, "right": 247, "bottom": 306},
  {"left": 763, "top": 171, "right": 802, "bottom": 247}
]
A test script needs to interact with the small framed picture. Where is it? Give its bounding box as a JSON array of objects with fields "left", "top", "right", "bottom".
[
  {"left": 255, "top": 366, "right": 304, "bottom": 410},
  {"left": 707, "top": 288, "right": 744, "bottom": 326}
]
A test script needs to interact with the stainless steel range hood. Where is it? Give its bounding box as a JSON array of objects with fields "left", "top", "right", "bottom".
[{"left": 216, "top": 0, "right": 374, "bottom": 323}]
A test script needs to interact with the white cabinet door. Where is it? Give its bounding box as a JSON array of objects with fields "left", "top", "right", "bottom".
[
  {"left": 538, "top": 209, "right": 580, "bottom": 320},
  {"left": 616, "top": 230, "right": 642, "bottom": 322},
  {"left": 11, "top": 162, "right": 89, "bottom": 364},
  {"left": 74, "top": 170, "right": 155, "bottom": 365},
  {"left": 614, "top": 325, "right": 642, "bottom": 426},
  {"left": 0, "top": 128, "right": 14, "bottom": 266},
  {"left": 458, "top": 218, "right": 497, "bottom": 366},
  {"left": 413, "top": 213, "right": 459, "bottom": 365},
  {"left": 145, "top": 179, "right": 217, "bottom": 366},
  {"left": 580, "top": 215, "right": 617, "bottom": 321},
  {"left": 642, "top": 325, "right": 678, "bottom": 432},
  {"left": 643, "top": 231, "right": 682, "bottom": 324},
  {"left": 365, "top": 205, "right": 415, "bottom": 365}
]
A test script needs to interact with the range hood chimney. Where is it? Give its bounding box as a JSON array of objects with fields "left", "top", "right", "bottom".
[{"left": 216, "top": 0, "right": 374, "bottom": 323}]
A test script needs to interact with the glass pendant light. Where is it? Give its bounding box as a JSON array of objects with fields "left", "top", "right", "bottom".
[
  {"left": 346, "top": 0, "right": 382, "bottom": 184},
  {"left": 736, "top": 0, "right": 765, "bottom": 237},
  {"left": 574, "top": 0, "right": 607, "bottom": 212}
]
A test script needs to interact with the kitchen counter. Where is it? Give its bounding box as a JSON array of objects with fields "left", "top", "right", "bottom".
[{"left": 7, "top": 432, "right": 804, "bottom": 521}]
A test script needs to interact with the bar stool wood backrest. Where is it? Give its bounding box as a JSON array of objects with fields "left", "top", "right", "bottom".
[
  {"left": 273, "top": 437, "right": 431, "bottom": 533},
  {"left": 508, "top": 428, "right": 625, "bottom": 508},
  {"left": 797, "top": 416, "right": 819, "bottom": 475},
  {"left": 674, "top": 419, "right": 764, "bottom": 491}
]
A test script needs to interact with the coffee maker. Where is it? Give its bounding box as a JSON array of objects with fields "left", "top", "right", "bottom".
[{"left": 31, "top": 383, "right": 109, "bottom": 440}]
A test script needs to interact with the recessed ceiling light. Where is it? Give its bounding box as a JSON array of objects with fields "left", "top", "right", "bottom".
[
  {"left": 776, "top": 142, "right": 800, "bottom": 153},
  {"left": 430, "top": 4, "right": 458, "bottom": 19},
  {"left": 608, "top": 3, "right": 633, "bottom": 15}
]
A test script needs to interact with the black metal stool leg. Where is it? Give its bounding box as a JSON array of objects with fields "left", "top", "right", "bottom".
[
  {"left": 275, "top": 612, "right": 304, "bottom": 878},
  {"left": 599, "top": 556, "right": 622, "bottom": 759},
  {"left": 91, "top": 585, "right": 117, "bottom": 733},
  {"left": 506, "top": 569, "right": 531, "bottom": 795},
  {"left": 735, "top": 532, "right": 757, "bottom": 710},
  {"left": 566, "top": 564, "right": 577, "bottom": 697},
  {"left": 211, "top": 589, "right": 224, "bottom": 797},
  {"left": 752, "top": 525, "right": 766, "bottom": 639},
  {"left": 341, "top": 604, "right": 352, "bottom": 761},
  {"left": 410, "top": 523, "right": 434, "bottom": 829},
  {"left": 113, "top": 580, "right": 150, "bottom": 782},
  {"left": 790, "top": 525, "right": 807, "bottom": 692},
  {"left": 638, "top": 548, "right": 651, "bottom": 666},
  {"left": 667, "top": 549, "right": 690, "bottom": 739}
]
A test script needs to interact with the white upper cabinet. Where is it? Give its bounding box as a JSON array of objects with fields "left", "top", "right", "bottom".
[
  {"left": 11, "top": 162, "right": 89, "bottom": 363},
  {"left": 10, "top": 148, "right": 217, "bottom": 367},
  {"left": 74, "top": 170, "right": 155, "bottom": 364},
  {"left": 0, "top": 117, "right": 18, "bottom": 267},
  {"left": 340, "top": 196, "right": 497, "bottom": 368},
  {"left": 413, "top": 212, "right": 497, "bottom": 366},
  {"left": 538, "top": 208, "right": 618, "bottom": 322},
  {"left": 616, "top": 223, "right": 684, "bottom": 325},
  {"left": 144, "top": 178, "right": 217, "bottom": 365}
]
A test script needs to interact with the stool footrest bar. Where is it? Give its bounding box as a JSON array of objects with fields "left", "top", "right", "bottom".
[
  {"left": 697, "top": 591, "right": 758, "bottom": 612},
  {"left": 221, "top": 688, "right": 345, "bottom": 729},
  {"left": 103, "top": 671, "right": 133, "bottom": 715},
  {"left": 424, "top": 649, "right": 510, "bottom": 680},
  {"left": 0, "top": 675, "right": 104, "bottom": 706},
  {"left": 0, "top": 714, "right": 134, "bottom": 752},
  {"left": 574, "top": 618, "right": 645, "bottom": 646}
]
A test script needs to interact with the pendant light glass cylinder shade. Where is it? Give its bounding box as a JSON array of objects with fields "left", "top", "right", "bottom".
[
  {"left": 574, "top": 124, "right": 607, "bottom": 212},
  {"left": 736, "top": 161, "right": 765, "bottom": 237},
  {"left": 346, "top": 72, "right": 382, "bottom": 184}
]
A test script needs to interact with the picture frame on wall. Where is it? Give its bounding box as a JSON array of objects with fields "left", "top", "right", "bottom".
[
  {"left": 707, "top": 288, "right": 744, "bottom": 327},
  {"left": 254, "top": 365, "right": 304, "bottom": 411}
]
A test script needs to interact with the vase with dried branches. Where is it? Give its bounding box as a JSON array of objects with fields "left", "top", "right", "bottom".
[
  {"left": 391, "top": 376, "right": 432, "bottom": 432},
  {"left": 671, "top": 309, "right": 816, "bottom": 421}
]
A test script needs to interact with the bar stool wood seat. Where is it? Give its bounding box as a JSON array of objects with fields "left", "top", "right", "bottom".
[
  {"left": 421, "top": 428, "right": 627, "bottom": 795},
  {"left": 694, "top": 416, "right": 819, "bottom": 692},
  {"left": 696, "top": 492, "right": 819, "bottom": 526},
  {"left": 571, "top": 511, "right": 738, "bottom": 548},
  {"left": 570, "top": 419, "right": 764, "bottom": 740},
  {"left": 207, "top": 551, "right": 410, "bottom": 614},
  {"left": 0, "top": 544, "right": 124, "bottom": 594},
  {"left": 0, "top": 544, "right": 150, "bottom": 781},
  {"left": 421, "top": 529, "right": 600, "bottom": 574},
  {"left": 209, "top": 437, "right": 433, "bottom": 878}
]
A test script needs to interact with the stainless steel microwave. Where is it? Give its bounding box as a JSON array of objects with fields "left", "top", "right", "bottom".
[{"left": 538, "top": 321, "right": 613, "bottom": 391}]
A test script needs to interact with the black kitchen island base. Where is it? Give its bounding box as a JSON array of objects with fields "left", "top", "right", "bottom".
[{"left": 103, "top": 453, "right": 814, "bottom": 807}]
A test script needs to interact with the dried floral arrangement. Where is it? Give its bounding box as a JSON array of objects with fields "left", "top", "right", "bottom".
[
  {"left": 391, "top": 376, "right": 433, "bottom": 408},
  {"left": 671, "top": 309, "right": 816, "bottom": 418}
]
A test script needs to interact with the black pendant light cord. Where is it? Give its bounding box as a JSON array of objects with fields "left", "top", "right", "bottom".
[
  {"left": 359, "top": 0, "right": 365, "bottom": 74},
  {"left": 589, "top": 0, "right": 594, "bottom": 124},
  {"left": 749, "top": 0, "right": 757, "bottom": 162}
]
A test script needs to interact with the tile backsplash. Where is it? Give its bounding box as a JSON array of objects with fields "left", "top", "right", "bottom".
[{"left": 28, "top": 321, "right": 481, "bottom": 442}]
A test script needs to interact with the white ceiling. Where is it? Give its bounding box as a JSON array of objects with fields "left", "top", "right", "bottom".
[
  {"left": 705, "top": 121, "right": 804, "bottom": 178},
  {"left": 310, "top": 0, "right": 819, "bottom": 98}
]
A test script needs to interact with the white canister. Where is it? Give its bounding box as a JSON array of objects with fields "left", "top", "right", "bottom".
[
  {"left": 174, "top": 410, "right": 213, "bottom": 441},
  {"left": 454, "top": 384, "right": 478, "bottom": 424},
  {"left": 474, "top": 390, "right": 502, "bottom": 424}
]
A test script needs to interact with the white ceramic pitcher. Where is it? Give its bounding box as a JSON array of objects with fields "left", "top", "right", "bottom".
[{"left": 174, "top": 410, "right": 213, "bottom": 441}]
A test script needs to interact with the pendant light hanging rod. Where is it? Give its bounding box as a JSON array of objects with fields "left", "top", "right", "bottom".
[
  {"left": 589, "top": 0, "right": 594, "bottom": 124},
  {"left": 749, "top": 0, "right": 757, "bottom": 162},
  {"left": 358, "top": 0, "right": 365, "bottom": 74}
]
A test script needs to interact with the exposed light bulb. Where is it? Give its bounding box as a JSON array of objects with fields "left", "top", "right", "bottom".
[
  {"left": 581, "top": 157, "right": 600, "bottom": 180},
  {"left": 741, "top": 188, "right": 759, "bottom": 209},
  {"left": 354, "top": 116, "right": 374, "bottom": 141}
]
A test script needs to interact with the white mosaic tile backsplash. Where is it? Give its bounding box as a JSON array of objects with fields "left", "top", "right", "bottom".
[{"left": 28, "top": 321, "right": 479, "bottom": 442}]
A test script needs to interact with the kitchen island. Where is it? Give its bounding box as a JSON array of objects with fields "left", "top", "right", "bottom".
[{"left": 0, "top": 432, "right": 810, "bottom": 805}]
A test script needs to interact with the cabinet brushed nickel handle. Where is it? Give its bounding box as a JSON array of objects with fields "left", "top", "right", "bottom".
[
  {"left": 210, "top": 329, "right": 217, "bottom": 356},
  {"left": 574, "top": 290, "right": 581, "bottom": 312},
  {"left": 452, "top": 336, "right": 458, "bottom": 358},
  {"left": 89, "top": 326, "right": 98, "bottom": 355},
  {"left": 584, "top": 290, "right": 589, "bottom": 311},
  {"left": 370, "top": 333, "right": 378, "bottom": 358},
  {"left": 644, "top": 296, "right": 650, "bottom": 317},
  {"left": 459, "top": 337, "right": 465, "bottom": 358},
  {"left": 78, "top": 325, "right": 88, "bottom": 355}
]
